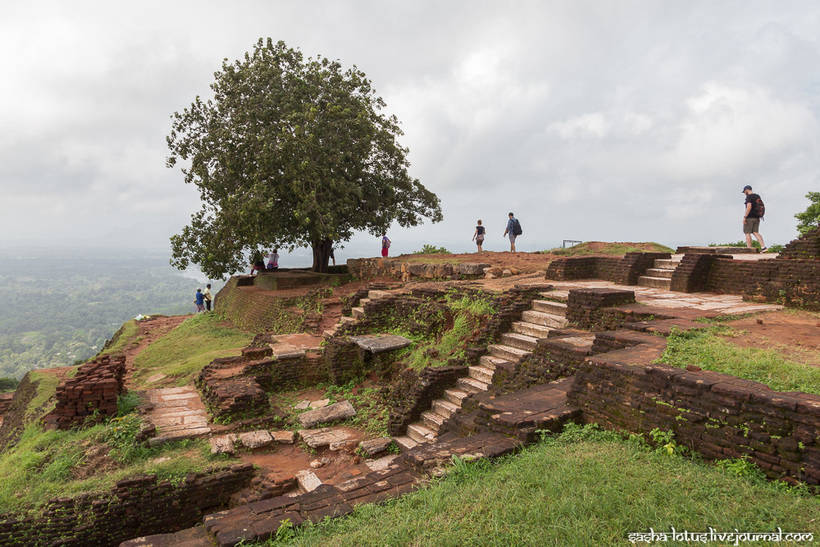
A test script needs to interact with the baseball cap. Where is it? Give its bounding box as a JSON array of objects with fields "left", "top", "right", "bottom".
[{"left": 742, "top": 185, "right": 752, "bottom": 192}]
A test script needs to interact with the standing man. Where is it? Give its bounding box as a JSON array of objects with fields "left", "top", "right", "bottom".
[
  {"left": 742, "top": 185, "right": 767, "bottom": 252},
  {"left": 194, "top": 288, "right": 205, "bottom": 313},
  {"left": 203, "top": 284, "right": 213, "bottom": 312},
  {"left": 502, "top": 212, "right": 522, "bottom": 252}
]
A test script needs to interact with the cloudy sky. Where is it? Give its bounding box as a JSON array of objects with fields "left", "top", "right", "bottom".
[{"left": 1, "top": 1, "right": 818, "bottom": 266}]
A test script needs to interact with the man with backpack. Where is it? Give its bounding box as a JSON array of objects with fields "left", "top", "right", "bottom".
[
  {"left": 742, "top": 185, "right": 767, "bottom": 252},
  {"left": 503, "top": 212, "right": 522, "bottom": 252}
]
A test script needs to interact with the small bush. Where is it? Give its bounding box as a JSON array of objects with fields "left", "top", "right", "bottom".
[{"left": 413, "top": 244, "right": 451, "bottom": 255}]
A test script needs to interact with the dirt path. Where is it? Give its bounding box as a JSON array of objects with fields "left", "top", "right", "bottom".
[
  {"left": 122, "top": 315, "right": 189, "bottom": 388},
  {"left": 723, "top": 310, "right": 820, "bottom": 366}
]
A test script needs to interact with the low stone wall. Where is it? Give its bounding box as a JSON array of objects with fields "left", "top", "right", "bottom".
[
  {"left": 346, "top": 258, "right": 488, "bottom": 281},
  {"left": 569, "top": 359, "right": 820, "bottom": 485},
  {"left": 496, "top": 336, "right": 593, "bottom": 392},
  {"left": 669, "top": 253, "right": 729, "bottom": 293},
  {"left": 779, "top": 226, "right": 820, "bottom": 259},
  {"left": 545, "top": 252, "right": 670, "bottom": 284},
  {"left": 44, "top": 355, "right": 126, "bottom": 429},
  {"left": 0, "top": 464, "right": 254, "bottom": 547},
  {"left": 387, "top": 366, "right": 467, "bottom": 436},
  {"left": 566, "top": 288, "right": 636, "bottom": 330},
  {"left": 705, "top": 257, "right": 820, "bottom": 310}
]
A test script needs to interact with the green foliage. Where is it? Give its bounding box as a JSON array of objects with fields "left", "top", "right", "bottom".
[
  {"left": 543, "top": 241, "right": 673, "bottom": 256},
  {"left": 132, "top": 313, "right": 253, "bottom": 387},
  {"left": 251, "top": 423, "right": 816, "bottom": 546},
  {"left": 795, "top": 191, "right": 820, "bottom": 236},
  {"left": 660, "top": 327, "right": 820, "bottom": 395},
  {"left": 0, "top": 255, "right": 216, "bottom": 380},
  {"left": 166, "top": 38, "right": 442, "bottom": 276},
  {"left": 98, "top": 320, "right": 139, "bottom": 358},
  {"left": 413, "top": 244, "right": 451, "bottom": 255},
  {"left": 116, "top": 391, "right": 141, "bottom": 416},
  {"left": 25, "top": 370, "right": 66, "bottom": 420},
  {"left": 0, "top": 377, "right": 18, "bottom": 392}
]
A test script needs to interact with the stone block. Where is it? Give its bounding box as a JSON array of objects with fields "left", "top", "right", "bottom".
[
  {"left": 456, "top": 262, "right": 491, "bottom": 275},
  {"left": 209, "top": 434, "right": 237, "bottom": 455},
  {"left": 299, "top": 427, "right": 354, "bottom": 449},
  {"left": 238, "top": 430, "right": 273, "bottom": 449},
  {"left": 298, "top": 400, "right": 357, "bottom": 428},
  {"left": 295, "top": 470, "right": 323, "bottom": 493},
  {"left": 358, "top": 437, "right": 394, "bottom": 457},
  {"left": 349, "top": 334, "right": 413, "bottom": 354},
  {"left": 309, "top": 398, "right": 330, "bottom": 409},
  {"left": 271, "top": 430, "right": 296, "bottom": 444}
]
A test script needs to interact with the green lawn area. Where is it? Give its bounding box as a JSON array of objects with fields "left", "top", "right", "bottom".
[
  {"left": 98, "top": 319, "right": 140, "bottom": 356},
  {"left": 259, "top": 425, "right": 817, "bottom": 546},
  {"left": 660, "top": 327, "right": 820, "bottom": 395},
  {"left": 132, "top": 313, "right": 254, "bottom": 387},
  {"left": 543, "top": 241, "right": 674, "bottom": 256}
]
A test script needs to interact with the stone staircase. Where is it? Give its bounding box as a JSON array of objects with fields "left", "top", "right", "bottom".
[
  {"left": 323, "top": 289, "right": 398, "bottom": 338},
  {"left": 394, "top": 292, "right": 569, "bottom": 450},
  {"left": 637, "top": 257, "right": 681, "bottom": 290}
]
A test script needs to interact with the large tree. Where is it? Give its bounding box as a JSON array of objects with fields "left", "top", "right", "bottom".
[{"left": 166, "top": 39, "right": 442, "bottom": 276}]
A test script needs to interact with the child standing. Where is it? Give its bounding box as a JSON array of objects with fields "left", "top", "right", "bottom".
[
  {"left": 472, "top": 220, "right": 485, "bottom": 252},
  {"left": 381, "top": 235, "right": 391, "bottom": 257},
  {"left": 194, "top": 289, "right": 205, "bottom": 312}
]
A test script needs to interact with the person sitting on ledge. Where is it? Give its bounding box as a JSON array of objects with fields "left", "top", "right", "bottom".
[
  {"left": 250, "top": 251, "right": 266, "bottom": 275},
  {"left": 266, "top": 248, "right": 280, "bottom": 271}
]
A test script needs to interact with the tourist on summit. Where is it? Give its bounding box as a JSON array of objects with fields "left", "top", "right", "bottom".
[
  {"left": 742, "top": 185, "right": 767, "bottom": 252},
  {"left": 203, "top": 284, "right": 213, "bottom": 312},
  {"left": 503, "top": 212, "right": 522, "bottom": 252},
  {"left": 266, "top": 248, "right": 279, "bottom": 271},
  {"left": 194, "top": 288, "right": 205, "bottom": 313},
  {"left": 472, "top": 220, "right": 486, "bottom": 252},
  {"left": 250, "top": 251, "right": 266, "bottom": 275},
  {"left": 381, "top": 234, "right": 391, "bottom": 257}
]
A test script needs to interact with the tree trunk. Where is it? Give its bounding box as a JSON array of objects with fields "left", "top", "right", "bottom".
[{"left": 311, "top": 238, "right": 333, "bottom": 273}]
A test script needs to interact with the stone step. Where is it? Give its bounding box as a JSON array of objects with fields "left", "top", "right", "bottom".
[
  {"left": 488, "top": 344, "right": 531, "bottom": 362},
  {"left": 468, "top": 365, "right": 494, "bottom": 384},
  {"left": 339, "top": 316, "right": 357, "bottom": 325},
  {"left": 444, "top": 388, "right": 470, "bottom": 405},
  {"left": 521, "top": 310, "right": 568, "bottom": 329},
  {"left": 479, "top": 355, "right": 509, "bottom": 370},
  {"left": 393, "top": 435, "right": 418, "bottom": 451},
  {"left": 432, "top": 398, "right": 460, "bottom": 418},
  {"left": 645, "top": 268, "right": 674, "bottom": 279},
  {"left": 638, "top": 276, "right": 672, "bottom": 290},
  {"left": 654, "top": 258, "right": 680, "bottom": 269},
  {"left": 456, "top": 376, "right": 489, "bottom": 394},
  {"left": 511, "top": 321, "right": 552, "bottom": 339},
  {"left": 539, "top": 290, "right": 569, "bottom": 302},
  {"left": 500, "top": 332, "right": 538, "bottom": 351},
  {"left": 351, "top": 306, "right": 365, "bottom": 319},
  {"left": 531, "top": 299, "right": 568, "bottom": 315},
  {"left": 421, "top": 410, "right": 446, "bottom": 431},
  {"left": 358, "top": 298, "right": 371, "bottom": 306},
  {"left": 368, "top": 290, "right": 391, "bottom": 300},
  {"left": 406, "top": 423, "right": 435, "bottom": 444}
]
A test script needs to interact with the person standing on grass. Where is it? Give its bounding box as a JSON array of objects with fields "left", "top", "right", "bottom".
[
  {"left": 473, "top": 220, "right": 486, "bottom": 252},
  {"left": 381, "top": 234, "right": 391, "bottom": 257},
  {"left": 742, "top": 185, "right": 767, "bottom": 252},
  {"left": 203, "top": 284, "right": 213, "bottom": 312},
  {"left": 194, "top": 288, "right": 205, "bottom": 313},
  {"left": 502, "top": 212, "right": 522, "bottom": 252}
]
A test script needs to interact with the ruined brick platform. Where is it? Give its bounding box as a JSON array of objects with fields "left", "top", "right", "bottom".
[
  {"left": 144, "top": 386, "right": 211, "bottom": 446},
  {"left": 44, "top": 354, "right": 126, "bottom": 429}
]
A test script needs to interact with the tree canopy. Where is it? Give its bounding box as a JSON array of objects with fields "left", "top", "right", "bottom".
[
  {"left": 167, "top": 38, "right": 442, "bottom": 276},
  {"left": 795, "top": 191, "right": 820, "bottom": 236}
]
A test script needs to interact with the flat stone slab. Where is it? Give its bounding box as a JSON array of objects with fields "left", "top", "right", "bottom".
[
  {"left": 271, "top": 430, "right": 296, "bottom": 444},
  {"left": 210, "top": 434, "right": 237, "bottom": 455},
  {"left": 349, "top": 334, "right": 412, "bottom": 354},
  {"left": 294, "top": 400, "right": 311, "bottom": 410},
  {"left": 299, "top": 427, "right": 354, "bottom": 449},
  {"left": 309, "top": 398, "right": 330, "bottom": 409},
  {"left": 365, "top": 454, "right": 399, "bottom": 471},
  {"left": 295, "top": 470, "right": 322, "bottom": 492},
  {"left": 238, "top": 430, "right": 273, "bottom": 449},
  {"left": 456, "top": 262, "right": 491, "bottom": 275},
  {"left": 298, "top": 400, "right": 356, "bottom": 428},
  {"left": 358, "top": 437, "right": 394, "bottom": 457}
]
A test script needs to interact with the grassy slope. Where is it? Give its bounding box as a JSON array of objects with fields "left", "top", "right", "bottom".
[
  {"left": 545, "top": 241, "right": 674, "bottom": 256},
  {"left": 660, "top": 327, "right": 820, "bottom": 395},
  {"left": 263, "top": 425, "right": 817, "bottom": 546},
  {"left": 98, "top": 319, "right": 139, "bottom": 357},
  {"left": 132, "top": 313, "right": 254, "bottom": 387}
]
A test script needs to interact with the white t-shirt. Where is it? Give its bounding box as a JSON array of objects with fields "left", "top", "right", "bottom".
[{"left": 267, "top": 252, "right": 279, "bottom": 267}]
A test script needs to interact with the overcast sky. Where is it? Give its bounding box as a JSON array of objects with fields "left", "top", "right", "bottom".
[{"left": 1, "top": 1, "right": 818, "bottom": 266}]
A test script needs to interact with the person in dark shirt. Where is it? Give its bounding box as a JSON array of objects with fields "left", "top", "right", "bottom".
[
  {"left": 742, "top": 185, "right": 767, "bottom": 252},
  {"left": 472, "top": 219, "right": 485, "bottom": 252}
]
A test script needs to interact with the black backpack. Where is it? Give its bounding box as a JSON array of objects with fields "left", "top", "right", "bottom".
[
  {"left": 512, "top": 219, "right": 523, "bottom": 236},
  {"left": 753, "top": 196, "right": 766, "bottom": 218}
]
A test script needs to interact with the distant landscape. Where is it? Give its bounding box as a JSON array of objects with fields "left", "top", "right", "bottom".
[{"left": 0, "top": 254, "right": 218, "bottom": 380}]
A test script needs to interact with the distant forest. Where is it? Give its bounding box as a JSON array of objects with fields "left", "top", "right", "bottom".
[{"left": 0, "top": 255, "right": 218, "bottom": 379}]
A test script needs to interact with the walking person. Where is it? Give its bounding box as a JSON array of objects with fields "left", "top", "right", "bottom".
[
  {"left": 381, "top": 234, "right": 391, "bottom": 257},
  {"left": 502, "top": 212, "right": 522, "bottom": 252},
  {"left": 472, "top": 220, "right": 486, "bottom": 252},
  {"left": 742, "top": 185, "right": 767, "bottom": 252},
  {"left": 194, "top": 288, "right": 205, "bottom": 313},
  {"left": 203, "top": 284, "right": 213, "bottom": 312}
]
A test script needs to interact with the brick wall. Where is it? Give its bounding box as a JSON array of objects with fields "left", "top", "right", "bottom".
[
  {"left": 569, "top": 359, "right": 820, "bottom": 485},
  {"left": 387, "top": 366, "right": 467, "bottom": 436},
  {"left": 496, "top": 337, "right": 592, "bottom": 391},
  {"left": 0, "top": 464, "right": 253, "bottom": 547},
  {"left": 778, "top": 226, "right": 820, "bottom": 259},
  {"left": 44, "top": 355, "right": 125, "bottom": 429},
  {"left": 566, "top": 288, "right": 636, "bottom": 330},
  {"left": 669, "top": 253, "right": 729, "bottom": 293},
  {"left": 544, "top": 252, "right": 669, "bottom": 284},
  {"left": 705, "top": 258, "right": 820, "bottom": 310},
  {"left": 347, "top": 258, "right": 488, "bottom": 281}
]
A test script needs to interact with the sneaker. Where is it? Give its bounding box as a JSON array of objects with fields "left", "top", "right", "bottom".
[{"left": 760, "top": 247, "right": 768, "bottom": 253}]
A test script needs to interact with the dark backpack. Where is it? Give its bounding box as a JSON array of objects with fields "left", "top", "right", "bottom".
[
  {"left": 753, "top": 196, "right": 765, "bottom": 218},
  {"left": 512, "top": 219, "right": 523, "bottom": 236}
]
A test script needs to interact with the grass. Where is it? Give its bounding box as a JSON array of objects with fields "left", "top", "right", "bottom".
[
  {"left": 660, "top": 326, "right": 820, "bottom": 395},
  {"left": 254, "top": 424, "right": 818, "bottom": 545},
  {"left": 543, "top": 241, "right": 674, "bottom": 256},
  {"left": 132, "top": 313, "right": 253, "bottom": 387},
  {"left": 98, "top": 319, "right": 140, "bottom": 356},
  {"left": 0, "top": 389, "right": 234, "bottom": 514},
  {"left": 24, "top": 369, "right": 73, "bottom": 420}
]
